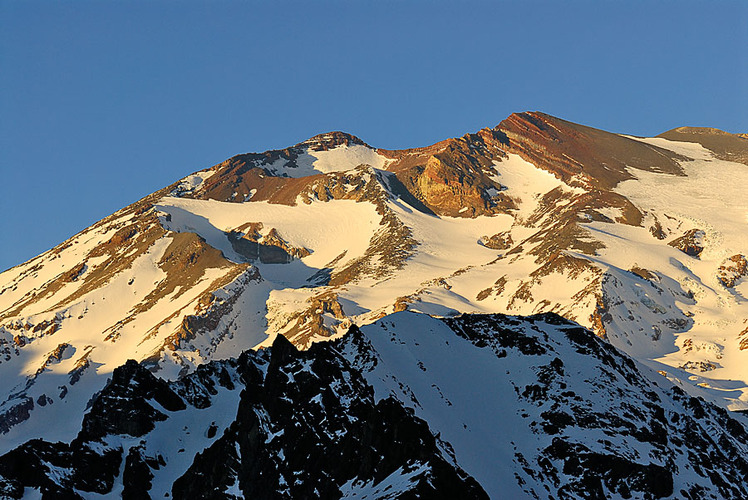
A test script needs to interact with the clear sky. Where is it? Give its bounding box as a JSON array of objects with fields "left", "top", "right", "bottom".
[{"left": 1, "top": 1, "right": 746, "bottom": 271}]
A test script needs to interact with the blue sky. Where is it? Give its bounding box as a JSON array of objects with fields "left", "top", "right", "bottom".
[{"left": 1, "top": 1, "right": 746, "bottom": 271}]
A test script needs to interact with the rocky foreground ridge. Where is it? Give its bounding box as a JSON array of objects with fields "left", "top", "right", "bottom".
[{"left": 1, "top": 312, "right": 747, "bottom": 499}]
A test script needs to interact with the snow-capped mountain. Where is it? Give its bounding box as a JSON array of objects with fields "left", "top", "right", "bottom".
[{"left": 1, "top": 112, "right": 747, "bottom": 497}]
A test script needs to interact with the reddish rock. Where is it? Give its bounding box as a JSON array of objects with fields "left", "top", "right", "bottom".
[
  {"left": 668, "top": 229, "right": 706, "bottom": 257},
  {"left": 717, "top": 254, "right": 748, "bottom": 287}
]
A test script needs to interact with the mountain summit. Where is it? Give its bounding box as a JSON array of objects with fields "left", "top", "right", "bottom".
[{"left": 1, "top": 112, "right": 747, "bottom": 497}]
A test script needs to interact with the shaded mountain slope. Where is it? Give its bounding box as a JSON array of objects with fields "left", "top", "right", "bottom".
[{"left": 1, "top": 312, "right": 747, "bottom": 499}]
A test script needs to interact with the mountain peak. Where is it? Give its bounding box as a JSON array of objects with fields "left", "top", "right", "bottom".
[
  {"left": 300, "top": 131, "right": 369, "bottom": 151},
  {"left": 658, "top": 126, "right": 748, "bottom": 163},
  {"left": 663, "top": 126, "right": 733, "bottom": 136}
]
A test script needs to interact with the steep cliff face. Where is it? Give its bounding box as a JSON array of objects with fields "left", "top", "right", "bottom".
[{"left": 380, "top": 129, "right": 515, "bottom": 218}]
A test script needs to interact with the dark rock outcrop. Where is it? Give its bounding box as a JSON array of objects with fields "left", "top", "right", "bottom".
[
  {"left": 0, "top": 329, "right": 487, "bottom": 499},
  {"left": 668, "top": 229, "right": 706, "bottom": 257},
  {"left": 81, "top": 359, "right": 186, "bottom": 440},
  {"left": 1, "top": 311, "right": 747, "bottom": 499},
  {"left": 171, "top": 334, "right": 486, "bottom": 499}
]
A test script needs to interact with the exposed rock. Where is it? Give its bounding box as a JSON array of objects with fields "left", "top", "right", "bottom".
[
  {"left": 68, "top": 349, "right": 92, "bottom": 385},
  {"left": 668, "top": 229, "right": 706, "bottom": 257},
  {"left": 172, "top": 334, "right": 487, "bottom": 499},
  {"left": 30, "top": 319, "right": 60, "bottom": 336},
  {"left": 658, "top": 126, "right": 748, "bottom": 165},
  {"left": 62, "top": 262, "right": 86, "bottom": 282},
  {"left": 479, "top": 231, "right": 513, "bottom": 250},
  {"left": 80, "top": 359, "right": 185, "bottom": 440},
  {"left": 2, "top": 313, "right": 748, "bottom": 498},
  {"left": 263, "top": 228, "right": 311, "bottom": 260},
  {"left": 1, "top": 210, "right": 167, "bottom": 319},
  {"left": 679, "top": 361, "right": 719, "bottom": 372},
  {"left": 590, "top": 293, "right": 611, "bottom": 339},
  {"left": 382, "top": 129, "right": 514, "bottom": 217},
  {"left": 543, "top": 439, "right": 673, "bottom": 499},
  {"left": 630, "top": 266, "right": 659, "bottom": 283},
  {"left": 739, "top": 321, "right": 748, "bottom": 351},
  {"left": 0, "top": 439, "right": 122, "bottom": 498},
  {"left": 346, "top": 312, "right": 748, "bottom": 498},
  {"left": 476, "top": 275, "right": 507, "bottom": 302},
  {"left": 2, "top": 111, "right": 748, "bottom": 499},
  {"left": 497, "top": 111, "right": 686, "bottom": 190},
  {"left": 0, "top": 397, "right": 34, "bottom": 434},
  {"left": 0, "top": 321, "right": 489, "bottom": 499},
  {"left": 303, "top": 131, "right": 368, "bottom": 151},
  {"left": 162, "top": 266, "right": 261, "bottom": 354},
  {"left": 190, "top": 133, "right": 379, "bottom": 206},
  {"left": 100, "top": 232, "right": 247, "bottom": 344},
  {"left": 393, "top": 295, "right": 414, "bottom": 312},
  {"left": 649, "top": 219, "right": 668, "bottom": 240},
  {"left": 329, "top": 208, "right": 418, "bottom": 285},
  {"left": 717, "top": 254, "right": 748, "bottom": 287},
  {"left": 122, "top": 445, "right": 157, "bottom": 500},
  {"left": 35, "top": 342, "right": 73, "bottom": 376},
  {"left": 271, "top": 290, "right": 350, "bottom": 348},
  {"left": 229, "top": 226, "right": 311, "bottom": 263}
]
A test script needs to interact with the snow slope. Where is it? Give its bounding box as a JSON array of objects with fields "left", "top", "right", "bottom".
[
  {"left": 264, "top": 143, "right": 389, "bottom": 178},
  {"left": 340, "top": 312, "right": 748, "bottom": 499},
  {"left": 580, "top": 137, "right": 748, "bottom": 409}
]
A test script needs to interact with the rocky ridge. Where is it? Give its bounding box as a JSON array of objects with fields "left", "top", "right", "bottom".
[{"left": 1, "top": 312, "right": 747, "bottom": 499}]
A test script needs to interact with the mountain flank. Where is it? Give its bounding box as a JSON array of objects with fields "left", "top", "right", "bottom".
[{"left": 1, "top": 111, "right": 748, "bottom": 498}]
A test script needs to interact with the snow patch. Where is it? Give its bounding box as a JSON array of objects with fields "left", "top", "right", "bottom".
[
  {"left": 171, "top": 170, "right": 216, "bottom": 196},
  {"left": 265, "top": 145, "right": 388, "bottom": 178}
]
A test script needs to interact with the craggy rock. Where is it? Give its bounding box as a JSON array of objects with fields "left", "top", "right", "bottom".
[
  {"left": 2, "top": 313, "right": 748, "bottom": 498},
  {"left": 717, "top": 254, "right": 748, "bottom": 287},
  {"left": 668, "top": 229, "right": 706, "bottom": 257}
]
